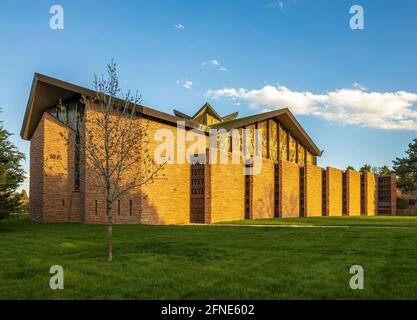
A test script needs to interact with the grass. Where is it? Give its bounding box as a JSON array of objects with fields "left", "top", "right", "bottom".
[
  {"left": 1, "top": 215, "right": 417, "bottom": 299},
  {"left": 219, "top": 215, "right": 417, "bottom": 227}
]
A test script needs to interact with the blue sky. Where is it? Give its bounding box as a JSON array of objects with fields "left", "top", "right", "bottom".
[{"left": 1, "top": 0, "right": 417, "bottom": 191}]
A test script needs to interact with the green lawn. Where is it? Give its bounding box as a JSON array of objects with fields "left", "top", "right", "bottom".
[
  {"left": 1, "top": 215, "right": 417, "bottom": 299},
  {"left": 220, "top": 215, "right": 417, "bottom": 227}
]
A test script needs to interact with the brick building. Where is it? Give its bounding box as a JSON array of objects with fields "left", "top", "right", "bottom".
[{"left": 21, "top": 73, "right": 396, "bottom": 224}]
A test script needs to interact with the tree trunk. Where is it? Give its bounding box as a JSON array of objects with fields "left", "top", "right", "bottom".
[{"left": 107, "top": 200, "right": 113, "bottom": 262}]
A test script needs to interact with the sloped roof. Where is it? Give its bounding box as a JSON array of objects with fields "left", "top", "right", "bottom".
[
  {"left": 21, "top": 73, "right": 206, "bottom": 140},
  {"left": 21, "top": 73, "right": 321, "bottom": 156},
  {"left": 192, "top": 102, "right": 222, "bottom": 121},
  {"left": 221, "top": 112, "right": 239, "bottom": 122},
  {"left": 174, "top": 104, "right": 239, "bottom": 124}
]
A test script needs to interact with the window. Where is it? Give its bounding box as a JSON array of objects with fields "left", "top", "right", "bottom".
[
  {"left": 257, "top": 121, "right": 268, "bottom": 158},
  {"left": 289, "top": 134, "right": 297, "bottom": 163},
  {"left": 246, "top": 124, "right": 256, "bottom": 156},
  {"left": 129, "top": 200, "right": 133, "bottom": 216},
  {"left": 279, "top": 126, "right": 288, "bottom": 161},
  {"left": 306, "top": 150, "right": 314, "bottom": 165},
  {"left": 47, "top": 98, "right": 85, "bottom": 191},
  {"left": 57, "top": 105, "right": 66, "bottom": 123},
  {"left": 298, "top": 144, "right": 305, "bottom": 165},
  {"left": 268, "top": 120, "right": 278, "bottom": 161}
]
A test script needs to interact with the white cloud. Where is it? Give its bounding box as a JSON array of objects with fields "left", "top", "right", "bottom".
[
  {"left": 176, "top": 80, "right": 193, "bottom": 89},
  {"left": 173, "top": 23, "right": 185, "bottom": 30},
  {"left": 352, "top": 82, "right": 368, "bottom": 91},
  {"left": 269, "top": 0, "right": 285, "bottom": 9},
  {"left": 207, "top": 84, "right": 417, "bottom": 130},
  {"left": 202, "top": 59, "right": 228, "bottom": 72}
]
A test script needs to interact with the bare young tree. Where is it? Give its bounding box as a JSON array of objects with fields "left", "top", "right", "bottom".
[{"left": 49, "top": 61, "right": 165, "bottom": 261}]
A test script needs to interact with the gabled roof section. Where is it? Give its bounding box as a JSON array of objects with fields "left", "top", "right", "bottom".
[
  {"left": 221, "top": 112, "right": 239, "bottom": 122},
  {"left": 21, "top": 73, "right": 321, "bottom": 156},
  {"left": 210, "top": 108, "right": 321, "bottom": 156},
  {"left": 174, "top": 102, "right": 239, "bottom": 126},
  {"left": 173, "top": 109, "right": 192, "bottom": 119},
  {"left": 21, "top": 73, "right": 205, "bottom": 140},
  {"left": 192, "top": 102, "right": 222, "bottom": 121}
]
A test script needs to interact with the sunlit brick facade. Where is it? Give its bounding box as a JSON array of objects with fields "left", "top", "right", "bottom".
[{"left": 22, "top": 74, "right": 396, "bottom": 224}]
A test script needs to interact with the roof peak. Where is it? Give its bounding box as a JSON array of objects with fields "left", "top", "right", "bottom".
[{"left": 173, "top": 102, "right": 239, "bottom": 126}]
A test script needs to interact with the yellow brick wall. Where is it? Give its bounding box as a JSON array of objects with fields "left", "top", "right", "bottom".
[
  {"left": 279, "top": 160, "right": 300, "bottom": 218},
  {"left": 304, "top": 164, "right": 323, "bottom": 217},
  {"left": 364, "top": 172, "right": 377, "bottom": 216},
  {"left": 326, "top": 167, "right": 343, "bottom": 216},
  {"left": 140, "top": 117, "right": 192, "bottom": 225},
  {"left": 82, "top": 104, "right": 196, "bottom": 225},
  {"left": 252, "top": 159, "right": 275, "bottom": 220},
  {"left": 209, "top": 153, "right": 245, "bottom": 223},
  {"left": 346, "top": 170, "right": 361, "bottom": 216},
  {"left": 32, "top": 106, "right": 380, "bottom": 225},
  {"left": 82, "top": 105, "right": 142, "bottom": 224}
]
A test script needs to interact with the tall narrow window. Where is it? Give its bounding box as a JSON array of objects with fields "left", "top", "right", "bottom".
[
  {"left": 74, "top": 102, "right": 84, "bottom": 191},
  {"left": 129, "top": 200, "right": 133, "bottom": 216},
  {"left": 298, "top": 143, "right": 305, "bottom": 165},
  {"left": 257, "top": 121, "right": 268, "bottom": 158},
  {"left": 279, "top": 126, "right": 288, "bottom": 161},
  {"left": 268, "top": 120, "right": 278, "bottom": 161},
  {"left": 74, "top": 133, "right": 81, "bottom": 190},
  {"left": 289, "top": 134, "right": 297, "bottom": 163},
  {"left": 118, "top": 200, "right": 121, "bottom": 216},
  {"left": 95, "top": 200, "right": 98, "bottom": 215},
  {"left": 244, "top": 125, "right": 256, "bottom": 156}
]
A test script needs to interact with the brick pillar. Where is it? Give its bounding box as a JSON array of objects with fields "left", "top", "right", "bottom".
[
  {"left": 326, "top": 167, "right": 343, "bottom": 216},
  {"left": 345, "top": 170, "right": 361, "bottom": 216},
  {"left": 361, "top": 172, "right": 366, "bottom": 215},
  {"left": 303, "top": 164, "right": 323, "bottom": 217},
  {"left": 391, "top": 173, "right": 397, "bottom": 216},
  {"left": 279, "top": 160, "right": 300, "bottom": 218}
]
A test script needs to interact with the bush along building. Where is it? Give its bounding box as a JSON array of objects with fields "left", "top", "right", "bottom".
[{"left": 21, "top": 73, "right": 397, "bottom": 224}]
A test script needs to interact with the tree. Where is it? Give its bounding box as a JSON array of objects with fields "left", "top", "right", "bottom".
[
  {"left": 0, "top": 112, "right": 26, "bottom": 219},
  {"left": 360, "top": 164, "right": 372, "bottom": 172},
  {"left": 49, "top": 61, "right": 165, "bottom": 261},
  {"left": 393, "top": 139, "right": 417, "bottom": 192},
  {"left": 20, "top": 189, "right": 29, "bottom": 213},
  {"left": 378, "top": 165, "right": 392, "bottom": 176},
  {"left": 371, "top": 166, "right": 379, "bottom": 174},
  {"left": 346, "top": 166, "right": 355, "bottom": 171}
]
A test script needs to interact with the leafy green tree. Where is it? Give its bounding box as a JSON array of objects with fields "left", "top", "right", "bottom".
[
  {"left": 360, "top": 164, "right": 372, "bottom": 172},
  {"left": 371, "top": 166, "right": 379, "bottom": 174},
  {"left": 393, "top": 139, "right": 417, "bottom": 192},
  {"left": 346, "top": 166, "right": 355, "bottom": 171},
  {"left": 378, "top": 165, "right": 392, "bottom": 176},
  {"left": 0, "top": 113, "right": 26, "bottom": 219}
]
